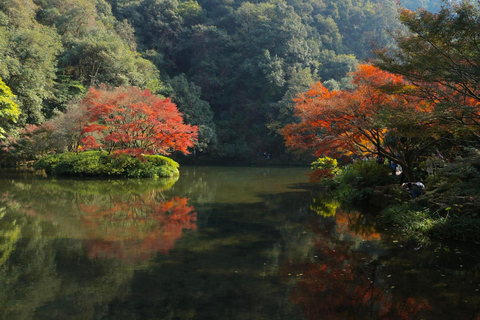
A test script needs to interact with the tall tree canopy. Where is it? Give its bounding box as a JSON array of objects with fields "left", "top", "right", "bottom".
[
  {"left": 375, "top": 1, "right": 480, "bottom": 141},
  {"left": 106, "top": 0, "right": 406, "bottom": 159},
  {"left": 0, "top": 0, "right": 446, "bottom": 161},
  {"left": 0, "top": 3, "right": 62, "bottom": 124},
  {"left": 166, "top": 74, "right": 217, "bottom": 152}
]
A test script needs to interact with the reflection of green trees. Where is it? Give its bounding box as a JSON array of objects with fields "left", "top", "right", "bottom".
[
  {"left": 0, "top": 174, "right": 197, "bottom": 319},
  {"left": 0, "top": 216, "right": 61, "bottom": 319},
  {"left": 0, "top": 190, "right": 138, "bottom": 320},
  {"left": 0, "top": 175, "right": 196, "bottom": 263},
  {"left": 0, "top": 207, "right": 20, "bottom": 268},
  {"left": 38, "top": 175, "right": 179, "bottom": 195},
  {"left": 310, "top": 196, "right": 340, "bottom": 218}
]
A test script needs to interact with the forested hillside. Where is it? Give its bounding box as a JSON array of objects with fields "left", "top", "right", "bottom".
[{"left": 0, "top": 0, "right": 442, "bottom": 163}]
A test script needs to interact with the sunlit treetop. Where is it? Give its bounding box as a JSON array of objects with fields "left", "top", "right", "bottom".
[
  {"left": 80, "top": 85, "right": 198, "bottom": 157},
  {"left": 0, "top": 77, "right": 20, "bottom": 139}
]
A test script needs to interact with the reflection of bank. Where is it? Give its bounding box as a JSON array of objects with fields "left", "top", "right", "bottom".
[
  {"left": 71, "top": 176, "right": 197, "bottom": 263},
  {"left": 1, "top": 175, "right": 197, "bottom": 264},
  {"left": 310, "top": 196, "right": 381, "bottom": 241}
]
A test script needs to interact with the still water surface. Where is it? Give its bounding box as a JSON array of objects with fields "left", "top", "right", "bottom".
[{"left": 0, "top": 166, "right": 480, "bottom": 319}]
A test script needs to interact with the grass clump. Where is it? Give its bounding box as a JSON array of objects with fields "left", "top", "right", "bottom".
[
  {"left": 33, "top": 151, "right": 179, "bottom": 178},
  {"left": 381, "top": 203, "right": 480, "bottom": 243},
  {"left": 382, "top": 204, "right": 448, "bottom": 243}
]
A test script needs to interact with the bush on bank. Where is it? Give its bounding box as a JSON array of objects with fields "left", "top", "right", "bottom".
[
  {"left": 382, "top": 148, "right": 480, "bottom": 243},
  {"left": 33, "top": 151, "right": 179, "bottom": 178},
  {"left": 313, "top": 149, "right": 480, "bottom": 243},
  {"left": 325, "top": 159, "right": 396, "bottom": 203}
]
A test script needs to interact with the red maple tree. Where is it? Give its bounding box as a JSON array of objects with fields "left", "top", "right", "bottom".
[
  {"left": 80, "top": 85, "right": 198, "bottom": 157},
  {"left": 282, "top": 64, "right": 439, "bottom": 181}
]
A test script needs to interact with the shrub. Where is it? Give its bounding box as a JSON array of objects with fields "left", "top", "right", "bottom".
[
  {"left": 33, "top": 151, "right": 179, "bottom": 178},
  {"left": 331, "top": 159, "right": 395, "bottom": 203},
  {"left": 309, "top": 157, "right": 339, "bottom": 182},
  {"left": 335, "top": 160, "right": 394, "bottom": 188}
]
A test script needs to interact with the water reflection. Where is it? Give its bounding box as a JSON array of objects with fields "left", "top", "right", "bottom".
[
  {"left": 0, "top": 167, "right": 479, "bottom": 319},
  {"left": 83, "top": 196, "right": 196, "bottom": 262},
  {"left": 0, "top": 176, "right": 197, "bottom": 263},
  {"left": 286, "top": 203, "right": 480, "bottom": 320},
  {"left": 0, "top": 174, "right": 199, "bottom": 319},
  {"left": 0, "top": 196, "right": 134, "bottom": 319}
]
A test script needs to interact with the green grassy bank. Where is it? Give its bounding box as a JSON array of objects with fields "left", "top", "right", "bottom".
[{"left": 34, "top": 151, "right": 179, "bottom": 178}]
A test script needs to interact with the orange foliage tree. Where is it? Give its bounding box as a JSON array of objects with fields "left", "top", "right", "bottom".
[
  {"left": 80, "top": 85, "right": 198, "bottom": 157},
  {"left": 282, "top": 64, "right": 441, "bottom": 181},
  {"left": 375, "top": 3, "right": 480, "bottom": 141}
]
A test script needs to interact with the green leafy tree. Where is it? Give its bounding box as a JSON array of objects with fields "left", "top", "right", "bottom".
[
  {"left": 178, "top": 0, "right": 205, "bottom": 25},
  {"left": 37, "top": 0, "right": 97, "bottom": 37},
  {"left": 167, "top": 74, "right": 217, "bottom": 153},
  {"left": 35, "top": 0, "right": 160, "bottom": 112},
  {"left": 400, "top": 0, "right": 442, "bottom": 12},
  {"left": 0, "top": 77, "right": 20, "bottom": 139},
  {"left": 0, "top": 25, "right": 62, "bottom": 124},
  {"left": 0, "top": 0, "right": 37, "bottom": 27},
  {"left": 113, "top": 0, "right": 184, "bottom": 69},
  {"left": 268, "top": 67, "right": 318, "bottom": 132},
  {"left": 60, "top": 30, "right": 159, "bottom": 87}
]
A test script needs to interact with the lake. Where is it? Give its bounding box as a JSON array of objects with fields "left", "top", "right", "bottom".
[{"left": 0, "top": 166, "right": 479, "bottom": 319}]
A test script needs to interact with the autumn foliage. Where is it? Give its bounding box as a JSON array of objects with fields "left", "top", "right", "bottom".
[
  {"left": 375, "top": 4, "right": 480, "bottom": 139},
  {"left": 80, "top": 85, "right": 198, "bottom": 157},
  {"left": 282, "top": 64, "right": 438, "bottom": 181}
]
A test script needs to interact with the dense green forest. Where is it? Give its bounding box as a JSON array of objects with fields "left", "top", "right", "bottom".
[{"left": 0, "top": 0, "right": 442, "bottom": 163}]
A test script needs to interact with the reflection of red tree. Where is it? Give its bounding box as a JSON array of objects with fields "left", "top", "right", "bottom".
[
  {"left": 81, "top": 196, "right": 196, "bottom": 262},
  {"left": 287, "top": 234, "right": 432, "bottom": 319},
  {"left": 287, "top": 242, "right": 389, "bottom": 320},
  {"left": 335, "top": 210, "right": 381, "bottom": 241}
]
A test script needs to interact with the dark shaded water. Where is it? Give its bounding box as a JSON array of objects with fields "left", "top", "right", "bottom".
[{"left": 0, "top": 166, "right": 480, "bottom": 320}]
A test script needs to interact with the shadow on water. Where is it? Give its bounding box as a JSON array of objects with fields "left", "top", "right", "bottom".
[{"left": 0, "top": 166, "right": 480, "bottom": 319}]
